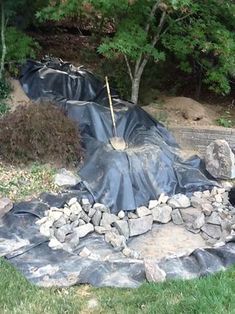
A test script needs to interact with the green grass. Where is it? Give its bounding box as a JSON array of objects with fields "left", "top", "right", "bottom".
[{"left": 1, "top": 258, "right": 235, "bottom": 314}]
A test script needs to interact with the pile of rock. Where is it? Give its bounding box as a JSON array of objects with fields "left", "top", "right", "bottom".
[{"left": 36, "top": 186, "right": 235, "bottom": 257}]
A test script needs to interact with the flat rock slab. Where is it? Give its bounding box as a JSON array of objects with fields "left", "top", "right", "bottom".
[
  {"left": 128, "top": 223, "right": 207, "bottom": 260},
  {"left": 129, "top": 216, "right": 153, "bottom": 237}
]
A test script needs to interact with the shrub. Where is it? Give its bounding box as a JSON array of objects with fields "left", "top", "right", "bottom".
[{"left": 0, "top": 103, "right": 83, "bottom": 165}]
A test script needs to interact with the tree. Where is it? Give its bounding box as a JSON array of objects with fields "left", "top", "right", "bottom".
[{"left": 38, "top": 0, "right": 235, "bottom": 103}]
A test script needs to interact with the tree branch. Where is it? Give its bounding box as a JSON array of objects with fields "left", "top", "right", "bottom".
[
  {"left": 124, "top": 54, "right": 133, "bottom": 81},
  {"left": 145, "top": 0, "right": 161, "bottom": 34},
  {"left": 151, "top": 10, "right": 167, "bottom": 47}
]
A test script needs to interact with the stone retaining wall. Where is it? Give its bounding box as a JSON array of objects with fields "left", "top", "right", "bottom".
[{"left": 170, "top": 126, "right": 235, "bottom": 155}]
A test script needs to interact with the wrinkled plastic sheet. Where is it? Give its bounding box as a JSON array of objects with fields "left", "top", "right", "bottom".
[
  {"left": 20, "top": 59, "right": 216, "bottom": 213},
  {"left": 1, "top": 58, "right": 234, "bottom": 288}
]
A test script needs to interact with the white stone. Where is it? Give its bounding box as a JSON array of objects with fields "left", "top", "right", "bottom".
[
  {"left": 54, "top": 168, "right": 80, "bottom": 187},
  {"left": 148, "top": 200, "right": 159, "bottom": 209},
  {"left": 114, "top": 220, "right": 129, "bottom": 239},
  {"left": 215, "top": 194, "right": 223, "bottom": 203},
  {"left": 67, "top": 197, "right": 77, "bottom": 206},
  {"left": 70, "top": 202, "right": 83, "bottom": 215},
  {"left": 158, "top": 193, "right": 169, "bottom": 204},
  {"left": 118, "top": 210, "right": 125, "bottom": 219},
  {"left": 73, "top": 223, "right": 94, "bottom": 238},
  {"left": 136, "top": 206, "right": 151, "bottom": 217},
  {"left": 167, "top": 194, "right": 190, "bottom": 208},
  {"left": 94, "top": 225, "right": 111, "bottom": 234},
  {"left": 79, "top": 247, "right": 91, "bottom": 257},
  {"left": 100, "top": 213, "right": 118, "bottom": 227},
  {"left": 171, "top": 209, "right": 184, "bottom": 225},
  {"left": 193, "top": 213, "right": 205, "bottom": 229},
  {"left": 48, "top": 237, "right": 63, "bottom": 250},
  {"left": 93, "top": 203, "right": 110, "bottom": 213},
  {"left": 152, "top": 205, "right": 172, "bottom": 223},
  {"left": 35, "top": 216, "right": 48, "bottom": 225},
  {"left": 48, "top": 210, "right": 63, "bottom": 221},
  {"left": 129, "top": 215, "right": 153, "bottom": 237}
]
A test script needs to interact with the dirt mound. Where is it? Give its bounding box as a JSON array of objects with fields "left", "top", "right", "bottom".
[{"left": 144, "top": 96, "right": 221, "bottom": 127}]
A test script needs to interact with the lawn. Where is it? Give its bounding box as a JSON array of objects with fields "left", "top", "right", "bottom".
[{"left": 1, "top": 258, "right": 235, "bottom": 314}]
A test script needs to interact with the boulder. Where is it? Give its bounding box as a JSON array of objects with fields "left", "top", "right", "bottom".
[
  {"left": 73, "top": 223, "right": 94, "bottom": 238},
  {"left": 54, "top": 168, "right": 80, "bottom": 187},
  {"left": 171, "top": 209, "right": 183, "bottom": 225},
  {"left": 114, "top": 220, "right": 130, "bottom": 239},
  {"left": 167, "top": 194, "right": 190, "bottom": 208},
  {"left": 136, "top": 206, "right": 151, "bottom": 217},
  {"left": 201, "top": 224, "right": 221, "bottom": 239},
  {"left": 205, "top": 140, "right": 235, "bottom": 179},
  {"left": 129, "top": 215, "right": 153, "bottom": 237},
  {"left": 152, "top": 205, "right": 172, "bottom": 223}
]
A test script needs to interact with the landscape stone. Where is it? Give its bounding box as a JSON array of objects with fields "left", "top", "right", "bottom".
[
  {"left": 48, "top": 237, "right": 63, "bottom": 250},
  {"left": 203, "top": 190, "right": 211, "bottom": 197},
  {"left": 128, "top": 213, "right": 138, "bottom": 219},
  {"left": 94, "top": 225, "right": 111, "bottom": 234},
  {"left": 148, "top": 200, "right": 159, "bottom": 209},
  {"left": 67, "top": 197, "right": 77, "bottom": 206},
  {"left": 201, "top": 224, "right": 221, "bottom": 239},
  {"left": 158, "top": 193, "right": 169, "bottom": 204},
  {"left": 91, "top": 210, "right": 102, "bottom": 226},
  {"left": 193, "top": 213, "right": 205, "bottom": 229},
  {"left": 129, "top": 215, "right": 153, "bottom": 237},
  {"left": 36, "top": 216, "right": 48, "bottom": 225},
  {"left": 215, "top": 194, "right": 223, "bottom": 203},
  {"left": 70, "top": 202, "right": 83, "bottom": 214},
  {"left": 54, "top": 168, "right": 80, "bottom": 187},
  {"left": 167, "top": 194, "right": 190, "bottom": 208},
  {"left": 171, "top": 209, "right": 184, "bottom": 225},
  {"left": 93, "top": 203, "right": 110, "bottom": 213},
  {"left": 206, "top": 212, "right": 221, "bottom": 225},
  {"left": 114, "top": 220, "right": 130, "bottom": 239},
  {"left": 185, "top": 224, "right": 200, "bottom": 234},
  {"left": 78, "top": 219, "right": 86, "bottom": 226},
  {"left": 54, "top": 224, "right": 72, "bottom": 242},
  {"left": 180, "top": 207, "right": 202, "bottom": 224},
  {"left": 136, "top": 206, "right": 151, "bottom": 217},
  {"left": 144, "top": 259, "right": 166, "bottom": 282},
  {"left": 152, "top": 205, "right": 172, "bottom": 223},
  {"left": 80, "top": 211, "right": 91, "bottom": 223},
  {"left": 53, "top": 215, "right": 67, "bottom": 228},
  {"left": 88, "top": 207, "right": 96, "bottom": 218},
  {"left": 190, "top": 196, "right": 203, "bottom": 209},
  {"left": 205, "top": 140, "right": 235, "bottom": 179},
  {"left": 48, "top": 210, "right": 63, "bottom": 221},
  {"left": 193, "top": 191, "right": 203, "bottom": 198},
  {"left": 73, "top": 223, "right": 94, "bottom": 238},
  {"left": 40, "top": 223, "right": 51, "bottom": 237},
  {"left": 0, "top": 198, "right": 13, "bottom": 218},
  {"left": 201, "top": 203, "right": 213, "bottom": 216},
  {"left": 105, "top": 231, "right": 126, "bottom": 248},
  {"left": 100, "top": 213, "right": 118, "bottom": 226},
  {"left": 118, "top": 210, "right": 125, "bottom": 219}
]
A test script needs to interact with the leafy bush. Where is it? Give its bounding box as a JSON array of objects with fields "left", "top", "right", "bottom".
[
  {"left": 0, "top": 79, "right": 11, "bottom": 100},
  {"left": 3, "top": 27, "right": 40, "bottom": 76},
  {"left": 0, "top": 103, "right": 83, "bottom": 165},
  {"left": 216, "top": 111, "right": 235, "bottom": 128}
]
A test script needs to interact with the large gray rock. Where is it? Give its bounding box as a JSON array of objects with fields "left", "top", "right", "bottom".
[
  {"left": 205, "top": 140, "right": 235, "bottom": 179},
  {"left": 167, "top": 194, "right": 190, "bottom": 208},
  {"left": 206, "top": 212, "right": 221, "bottom": 225},
  {"left": 136, "top": 206, "right": 151, "bottom": 217},
  {"left": 73, "top": 223, "right": 94, "bottom": 238},
  {"left": 114, "top": 220, "right": 130, "bottom": 239},
  {"left": 180, "top": 207, "right": 202, "bottom": 224},
  {"left": 201, "top": 224, "right": 221, "bottom": 239},
  {"left": 54, "top": 168, "right": 80, "bottom": 187},
  {"left": 0, "top": 198, "right": 13, "bottom": 218},
  {"left": 152, "top": 205, "right": 172, "bottom": 223},
  {"left": 129, "top": 215, "right": 153, "bottom": 237},
  {"left": 171, "top": 209, "right": 183, "bottom": 225},
  {"left": 91, "top": 210, "right": 102, "bottom": 226},
  {"left": 100, "top": 213, "right": 118, "bottom": 227},
  {"left": 192, "top": 213, "right": 205, "bottom": 229}
]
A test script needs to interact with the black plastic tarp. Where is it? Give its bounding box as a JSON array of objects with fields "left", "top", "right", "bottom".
[{"left": 20, "top": 59, "right": 216, "bottom": 213}]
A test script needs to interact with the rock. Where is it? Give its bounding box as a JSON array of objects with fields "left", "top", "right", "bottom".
[
  {"left": 118, "top": 210, "right": 125, "bottom": 219},
  {"left": 54, "top": 168, "right": 80, "bottom": 187},
  {"left": 48, "top": 210, "right": 63, "bottom": 221},
  {"left": 207, "top": 212, "right": 221, "bottom": 225},
  {"left": 152, "top": 205, "right": 172, "bottom": 223},
  {"left": 114, "top": 220, "right": 130, "bottom": 239},
  {"left": 54, "top": 224, "right": 72, "bottom": 242},
  {"left": 94, "top": 225, "right": 111, "bottom": 234},
  {"left": 193, "top": 191, "right": 203, "bottom": 198},
  {"left": 36, "top": 216, "right": 48, "bottom": 225},
  {"left": 53, "top": 215, "right": 67, "bottom": 228},
  {"left": 91, "top": 210, "right": 102, "bottom": 226},
  {"left": 203, "top": 190, "right": 211, "bottom": 197},
  {"left": 158, "top": 193, "right": 169, "bottom": 204},
  {"left": 185, "top": 224, "right": 201, "bottom": 234},
  {"left": 193, "top": 213, "right": 205, "bottom": 229},
  {"left": 80, "top": 211, "right": 91, "bottom": 223},
  {"left": 79, "top": 247, "right": 91, "bottom": 257},
  {"left": 105, "top": 231, "right": 126, "bottom": 248},
  {"left": 78, "top": 219, "right": 86, "bottom": 226},
  {"left": 81, "top": 198, "right": 91, "bottom": 212},
  {"left": 0, "top": 198, "right": 13, "bottom": 218},
  {"left": 215, "top": 194, "right": 223, "bottom": 203},
  {"left": 144, "top": 259, "right": 166, "bottom": 282},
  {"left": 70, "top": 213, "right": 78, "bottom": 222},
  {"left": 93, "top": 203, "right": 110, "bottom": 213},
  {"left": 128, "top": 213, "right": 138, "bottom": 219},
  {"left": 136, "top": 206, "right": 151, "bottom": 217},
  {"left": 63, "top": 207, "right": 71, "bottom": 217},
  {"left": 39, "top": 223, "right": 51, "bottom": 237},
  {"left": 48, "top": 237, "right": 63, "bottom": 250},
  {"left": 122, "top": 247, "right": 141, "bottom": 259},
  {"left": 73, "top": 223, "right": 94, "bottom": 238},
  {"left": 167, "top": 194, "right": 190, "bottom": 208},
  {"left": 67, "top": 197, "right": 77, "bottom": 206},
  {"left": 70, "top": 219, "right": 79, "bottom": 229},
  {"left": 217, "top": 188, "right": 226, "bottom": 194},
  {"left": 171, "top": 209, "right": 183, "bottom": 225},
  {"left": 148, "top": 200, "right": 159, "bottom": 209},
  {"left": 70, "top": 202, "right": 82, "bottom": 215},
  {"left": 100, "top": 213, "right": 118, "bottom": 227},
  {"left": 205, "top": 140, "right": 235, "bottom": 179},
  {"left": 201, "top": 224, "right": 221, "bottom": 239},
  {"left": 129, "top": 215, "right": 153, "bottom": 237},
  {"left": 180, "top": 207, "right": 202, "bottom": 224},
  {"left": 201, "top": 203, "right": 213, "bottom": 216},
  {"left": 88, "top": 207, "right": 96, "bottom": 218},
  {"left": 190, "top": 196, "right": 203, "bottom": 209}
]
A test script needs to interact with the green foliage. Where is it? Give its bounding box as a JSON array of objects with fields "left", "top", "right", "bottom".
[
  {"left": 3, "top": 27, "right": 40, "bottom": 75},
  {"left": 37, "top": 0, "right": 235, "bottom": 97},
  {"left": 216, "top": 110, "right": 235, "bottom": 128},
  {"left": 0, "top": 79, "right": 11, "bottom": 100}
]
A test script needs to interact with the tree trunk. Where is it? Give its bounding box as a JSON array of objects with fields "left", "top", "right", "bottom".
[
  {"left": 0, "top": 1, "right": 6, "bottom": 81},
  {"left": 131, "top": 58, "right": 148, "bottom": 104}
]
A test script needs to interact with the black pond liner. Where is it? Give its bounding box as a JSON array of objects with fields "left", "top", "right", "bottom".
[{"left": 0, "top": 58, "right": 234, "bottom": 288}]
